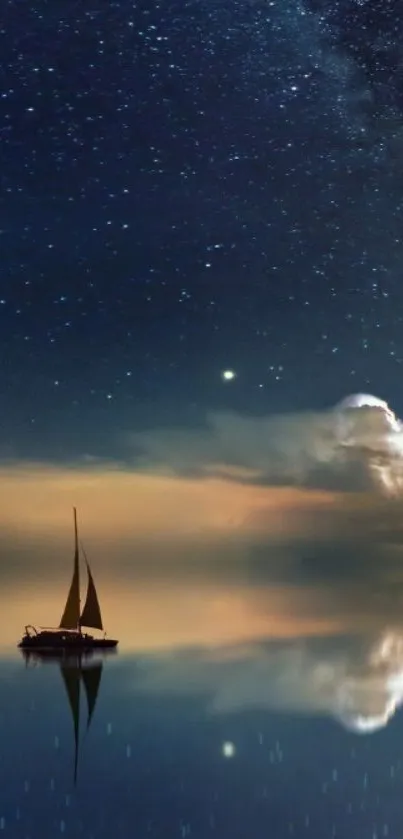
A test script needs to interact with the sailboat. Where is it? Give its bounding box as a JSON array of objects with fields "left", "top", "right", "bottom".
[{"left": 18, "top": 507, "right": 118, "bottom": 650}]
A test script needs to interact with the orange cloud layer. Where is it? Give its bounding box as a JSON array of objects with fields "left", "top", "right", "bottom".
[
  {"left": 0, "top": 463, "right": 401, "bottom": 653},
  {"left": 0, "top": 461, "right": 338, "bottom": 547},
  {"left": 1, "top": 461, "right": 402, "bottom": 652},
  {"left": 5, "top": 578, "right": 347, "bottom": 653}
]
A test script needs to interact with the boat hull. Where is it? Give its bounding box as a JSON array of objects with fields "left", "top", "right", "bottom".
[
  {"left": 18, "top": 639, "right": 119, "bottom": 650},
  {"left": 18, "top": 630, "right": 118, "bottom": 650}
]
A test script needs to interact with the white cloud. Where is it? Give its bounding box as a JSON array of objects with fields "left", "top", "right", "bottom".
[{"left": 130, "top": 393, "right": 403, "bottom": 495}]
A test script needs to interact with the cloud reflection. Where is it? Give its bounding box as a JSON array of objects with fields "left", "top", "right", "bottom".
[{"left": 133, "top": 630, "right": 403, "bottom": 735}]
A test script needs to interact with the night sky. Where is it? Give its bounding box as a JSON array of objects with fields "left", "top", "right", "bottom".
[{"left": 3, "top": 0, "right": 403, "bottom": 460}]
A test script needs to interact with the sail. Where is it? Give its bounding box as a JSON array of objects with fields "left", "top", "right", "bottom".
[
  {"left": 81, "top": 663, "right": 103, "bottom": 730},
  {"left": 59, "top": 508, "right": 80, "bottom": 630},
  {"left": 61, "top": 663, "right": 81, "bottom": 786},
  {"left": 80, "top": 556, "right": 103, "bottom": 631}
]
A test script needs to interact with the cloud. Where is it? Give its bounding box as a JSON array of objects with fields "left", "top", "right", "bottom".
[
  {"left": 0, "top": 460, "right": 261, "bottom": 550},
  {"left": 1, "top": 392, "right": 401, "bottom": 580},
  {"left": 0, "top": 460, "right": 338, "bottom": 587},
  {"left": 130, "top": 394, "right": 403, "bottom": 495},
  {"left": 1, "top": 459, "right": 403, "bottom": 665},
  {"left": 2, "top": 394, "right": 403, "bottom": 640}
]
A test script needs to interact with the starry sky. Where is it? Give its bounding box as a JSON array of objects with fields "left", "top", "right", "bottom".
[{"left": 3, "top": 0, "right": 403, "bottom": 462}]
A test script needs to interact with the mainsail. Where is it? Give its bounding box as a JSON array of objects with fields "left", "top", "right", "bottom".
[
  {"left": 59, "top": 507, "right": 80, "bottom": 630},
  {"left": 80, "top": 550, "right": 103, "bottom": 631}
]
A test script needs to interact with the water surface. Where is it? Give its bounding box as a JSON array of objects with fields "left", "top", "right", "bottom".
[{"left": 2, "top": 571, "right": 403, "bottom": 838}]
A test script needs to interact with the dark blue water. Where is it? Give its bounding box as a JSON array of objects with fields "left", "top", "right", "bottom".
[{"left": 1, "top": 635, "right": 402, "bottom": 839}]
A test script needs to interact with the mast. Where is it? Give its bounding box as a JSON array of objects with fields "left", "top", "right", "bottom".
[{"left": 59, "top": 507, "right": 81, "bottom": 631}]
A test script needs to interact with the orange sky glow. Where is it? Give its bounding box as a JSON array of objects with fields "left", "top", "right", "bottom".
[
  {"left": 0, "top": 461, "right": 399, "bottom": 653},
  {"left": 0, "top": 461, "right": 336, "bottom": 542}
]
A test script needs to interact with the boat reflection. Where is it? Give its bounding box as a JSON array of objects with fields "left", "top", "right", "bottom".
[
  {"left": 21, "top": 647, "right": 117, "bottom": 666},
  {"left": 21, "top": 648, "right": 115, "bottom": 785}
]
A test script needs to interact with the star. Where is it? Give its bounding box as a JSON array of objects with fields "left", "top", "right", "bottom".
[{"left": 221, "top": 370, "right": 236, "bottom": 382}]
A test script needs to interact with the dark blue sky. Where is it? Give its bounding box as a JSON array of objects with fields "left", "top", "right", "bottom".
[{"left": 2, "top": 0, "right": 403, "bottom": 460}]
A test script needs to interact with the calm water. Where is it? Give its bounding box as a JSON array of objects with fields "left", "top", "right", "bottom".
[{"left": 2, "top": 571, "right": 403, "bottom": 839}]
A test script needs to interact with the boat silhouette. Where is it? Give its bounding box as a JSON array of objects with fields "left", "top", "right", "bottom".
[{"left": 18, "top": 508, "right": 118, "bottom": 651}]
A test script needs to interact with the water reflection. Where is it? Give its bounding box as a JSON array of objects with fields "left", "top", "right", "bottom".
[
  {"left": 11, "top": 561, "right": 403, "bottom": 742},
  {"left": 131, "top": 630, "right": 403, "bottom": 735},
  {"left": 21, "top": 649, "right": 114, "bottom": 786},
  {"left": 4, "top": 543, "right": 403, "bottom": 838},
  {"left": 4, "top": 608, "right": 403, "bottom": 837}
]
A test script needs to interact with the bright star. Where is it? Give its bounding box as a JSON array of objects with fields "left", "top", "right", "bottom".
[{"left": 221, "top": 369, "right": 236, "bottom": 381}]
